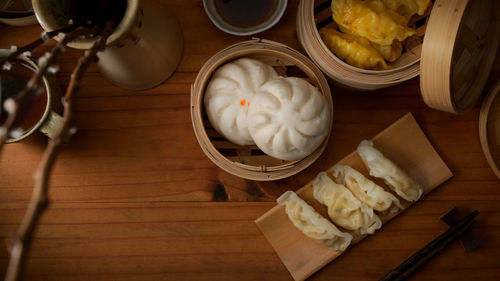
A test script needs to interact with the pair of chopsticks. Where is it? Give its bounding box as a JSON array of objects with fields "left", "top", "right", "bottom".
[{"left": 379, "top": 210, "right": 479, "bottom": 281}]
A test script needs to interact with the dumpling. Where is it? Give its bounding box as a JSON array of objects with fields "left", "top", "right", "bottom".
[
  {"left": 277, "top": 191, "right": 353, "bottom": 251},
  {"left": 204, "top": 58, "right": 279, "bottom": 145},
  {"left": 336, "top": 25, "right": 403, "bottom": 63},
  {"left": 320, "top": 27, "right": 391, "bottom": 70},
  {"left": 381, "top": 0, "right": 432, "bottom": 22},
  {"left": 247, "top": 77, "right": 330, "bottom": 160},
  {"left": 332, "top": 0, "right": 416, "bottom": 46},
  {"left": 332, "top": 165, "right": 401, "bottom": 212},
  {"left": 313, "top": 172, "right": 382, "bottom": 235},
  {"left": 357, "top": 140, "right": 424, "bottom": 202},
  {"left": 371, "top": 40, "right": 403, "bottom": 62}
]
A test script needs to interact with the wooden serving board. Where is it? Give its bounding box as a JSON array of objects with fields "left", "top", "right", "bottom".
[{"left": 255, "top": 113, "right": 453, "bottom": 281}]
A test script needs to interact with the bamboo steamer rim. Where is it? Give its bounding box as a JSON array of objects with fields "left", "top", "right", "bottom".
[
  {"left": 296, "top": 0, "right": 421, "bottom": 90},
  {"left": 303, "top": 0, "right": 421, "bottom": 75},
  {"left": 420, "top": 0, "right": 500, "bottom": 114},
  {"left": 191, "top": 39, "right": 333, "bottom": 181},
  {"left": 479, "top": 81, "right": 500, "bottom": 179}
]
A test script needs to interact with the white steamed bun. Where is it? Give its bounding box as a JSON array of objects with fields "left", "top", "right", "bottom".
[
  {"left": 204, "top": 58, "right": 279, "bottom": 145},
  {"left": 247, "top": 77, "right": 330, "bottom": 160}
]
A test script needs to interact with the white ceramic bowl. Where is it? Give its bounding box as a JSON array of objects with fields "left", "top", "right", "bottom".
[{"left": 203, "top": 0, "right": 287, "bottom": 36}]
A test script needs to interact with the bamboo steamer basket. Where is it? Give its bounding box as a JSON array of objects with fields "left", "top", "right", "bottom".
[
  {"left": 420, "top": 0, "right": 500, "bottom": 114},
  {"left": 479, "top": 82, "right": 500, "bottom": 178},
  {"left": 297, "top": 0, "right": 500, "bottom": 107},
  {"left": 191, "top": 39, "right": 333, "bottom": 181},
  {"left": 297, "top": 0, "right": 426, "bottom": 90}
]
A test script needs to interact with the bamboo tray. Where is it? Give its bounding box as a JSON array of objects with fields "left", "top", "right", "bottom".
[
  {"left": 479, "top": 82, "right": 500, "bottom": 178},
  {"left": 255, "top": 113, "right": 453, "bottom": 281},
  {"left": 191, "top": 39, "right": 333, "bottom": 181}
]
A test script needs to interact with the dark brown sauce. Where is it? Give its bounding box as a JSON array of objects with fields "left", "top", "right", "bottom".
[
  {"left": 214, "top": 0, "right": 279, "bottom": 28},
  {"left": 0, "top": 61, "right": 48, "bottom": 137}
]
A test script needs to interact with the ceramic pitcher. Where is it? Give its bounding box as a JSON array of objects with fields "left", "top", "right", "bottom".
[{"left": 32, "top": 0, "right": 184, "bottom": 90}]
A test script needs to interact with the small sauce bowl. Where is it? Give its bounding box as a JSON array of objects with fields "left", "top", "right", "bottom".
[{"left": 203, "top": 0, "right": 287, "bottom": 36}]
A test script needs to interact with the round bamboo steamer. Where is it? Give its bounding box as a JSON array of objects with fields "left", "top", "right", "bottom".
[
  {"left": 296, "top": 0, "right": 427, "bottom": 90},
  {"left": 420, "top": 0, "right": 500, "bottom": 114},
  {"left": 479, "top": 82, "right": 500, "bottom": 179},
  {"left": 191, "top": 39, "right": 334, "bottom": 181}
]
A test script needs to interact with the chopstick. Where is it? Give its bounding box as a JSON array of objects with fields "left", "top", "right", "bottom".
[{"left": 379, "top": 210, "right": 479, "bottom": 281}]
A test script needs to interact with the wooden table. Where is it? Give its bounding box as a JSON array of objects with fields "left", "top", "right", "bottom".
[{"left": 1, "top": 1, "right": 499, "bottom": 280}]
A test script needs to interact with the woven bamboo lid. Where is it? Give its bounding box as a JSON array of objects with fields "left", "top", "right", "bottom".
[
  {"left": 191, "top": 39, "right": 333, "bottom": 181},
  {"left": 420, "top": 0, "right": 500, "bottom": 114},
  {"left": 479, "top": 82, "right": 500, "bottom": 178}
]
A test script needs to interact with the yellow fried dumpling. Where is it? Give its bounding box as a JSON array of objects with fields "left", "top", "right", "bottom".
[
  {"left": 382, "top": 0, "right": 431, "bottom": 22},
  {"left": 320, "top": 27, "right": 390, "bottom": 70},
  {"left": 338, "top": 25, "right": 403, "bottom": 62},
  {"left": 371, "top": 40, "right": 402, "bottom": 62},
  {"left": 332, "top": 0, "right": 416, "bottom": 46}
]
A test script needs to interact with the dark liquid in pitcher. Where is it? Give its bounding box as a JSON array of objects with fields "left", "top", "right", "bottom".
[
  {"left": 63, "top": 0, "right": 127, "bottom": 27},
  {"left": 0, "top": 61, "right": 48, "bottom": 137},
  {"left": 214, "top": 0, "right": 279, "bottom": 28}
]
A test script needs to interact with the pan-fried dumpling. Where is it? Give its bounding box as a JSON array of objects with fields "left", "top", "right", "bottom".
[
  {"left": 277, "top": 191, "right": 353, "bottom": 251},
  {"left": 319, "top": 27, "right": 391, "bottom": 70},
  {"left": 313, "top": 172, "right": 382, "bottom": 235},
  {"left": 357, "top": 140, "right": 423, "bottom": 202},
  {"left": 372, "top": 40, "right": 403, "bottom": 62},
  {"left": 247, "top": 77, "right": 330, "bottom": 160},
  {"left": 335, "top": 25, "right": 403, "bottom": 63},
  {"left": 381, "top": 0, "right": 431, "bottom": 22},
  {"left": 204, "top": 58, "right": 279, "bottom": 145},
  {"left": 332, "top": 165, "right": 401, "bottom": 212},
  {"left": 332, "top": 0, "right": 416, "bottom": 46}
]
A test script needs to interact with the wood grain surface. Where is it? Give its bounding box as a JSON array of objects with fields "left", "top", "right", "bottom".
[{"left": 0, "top": 1, "right": 499, "bottom": 280}]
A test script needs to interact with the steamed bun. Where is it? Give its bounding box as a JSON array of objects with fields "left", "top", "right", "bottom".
[
  {"left": 247, "top": 77, "right": 330, "bottom": 160},
  {"left": 204, "top": 58, "right": 279, "bottom": 145}
]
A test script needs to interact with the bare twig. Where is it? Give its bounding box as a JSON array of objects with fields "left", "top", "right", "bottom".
[
  {"left": 3, "top": 21, "right": 114, "bottom": 281},
  {"left": 0, "top": 24, "right": 77, "bottom": 67},
  {"left": 0, "top": 25, "right": 100, "bottom": 154}
]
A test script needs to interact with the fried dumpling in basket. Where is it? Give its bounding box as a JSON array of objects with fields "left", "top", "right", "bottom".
[
  {"left": 357, "top": 140, "right": 424, "bottom": 202},
  {"left": 381, "top": 0, "right": 432, "bottom": 22},
  {"left": 332, "top": 0, "right": 416, "bottom": 46},
  {"left": 332, "top": 165, "right": 401, "bottom": 212},
  {"left": 371, "top": 40, "right": 403, "bottom": 63},
  {"left": 277, "top": 191, "right": 353, "bottom": 251},
  {"left": 320, "top": 27, "right": 391, "bottom": 70},
  {"left": 313, "top": 172, "right": 382, "bottom": 235}
]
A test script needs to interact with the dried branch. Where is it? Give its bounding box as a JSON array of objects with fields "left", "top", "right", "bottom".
[
  {"left": 0, "top": 24, "right": 77, "bottom": 67},
  {"left": 0, "top": 25, "right": 100, "bottom": 154},
  {"left": 3, "top": 21, "right": 114, "bottom": 281}
]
